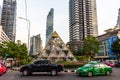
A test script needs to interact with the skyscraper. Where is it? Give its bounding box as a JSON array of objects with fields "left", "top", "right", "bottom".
[
  {"left": 29, "top": 34, "right": 42, "bottom": 55},
  {"left": 1, "top": 0, "right": 17, "bottom": 41},
  {"left": 69, "top": 0, "right": 98, "bottom": 52},
  {"left": 116, "top": 8, "right": 120, "bottom": 27},
  {"left": 0, "top": 5, "right": 1, "bottom": 23},
  {"left": 46, "top": 8, "right": 54, "bottom": 45}
]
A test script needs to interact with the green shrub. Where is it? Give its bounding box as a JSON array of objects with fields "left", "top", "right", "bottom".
[
  {"left": 74, "top": 56, "right": 89, "bottom": 61},
  {"left": 54, "top": 60, "right": 84, "bottom": 69},
  {"left": 64, "top": 64, "right": 83, "bottom": 69}
]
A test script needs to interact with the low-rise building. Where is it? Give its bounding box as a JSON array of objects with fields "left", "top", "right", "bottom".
[
  {"left": 0, "top": 25, "right": 10, "bottom": 43},
  {"left": 96, "top": 28, "right": 120, "bottom": 60}
]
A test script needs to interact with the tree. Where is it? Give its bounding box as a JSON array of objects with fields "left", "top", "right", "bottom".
[
  {"left": 83, "top": 35, "right": 101, "bottom": 61},
  {"left": 0, "top": 41, "right": 26, "bottom": 58},
  {"left": 111, "top": 39, "right": 120, "bottom": 60},
  {"left": 0, "top": 41, "right": 32, "bottom": 65},
  {"left": 0, "top": 44, "right": 5, "bottom": 58},
  {"left": 74, "top": 49, "right": 85, "bottom": 56}
]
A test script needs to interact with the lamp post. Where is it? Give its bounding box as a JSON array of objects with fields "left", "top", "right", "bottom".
[{"left": 18, "top": 17, "right": 30, "bottom": 53}]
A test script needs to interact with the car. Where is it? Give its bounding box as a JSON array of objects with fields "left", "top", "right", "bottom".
[
  {"left": 0, "top": 62, "right": 7, "bottom": 75},
  {"left": 115, "top": 61, "right": 120, "bottom": 68},
  {"left": 104, "top": 60, "right": 117, "bottom": 67},
  {"left": 76, "top": 62, "right": 112, "bottom": 77},
  {"left": 6, "top": 58, "right": 15, "bottom": 68},
  {"left": 20, "top": 60, "right": 63, "bottom": 76}
]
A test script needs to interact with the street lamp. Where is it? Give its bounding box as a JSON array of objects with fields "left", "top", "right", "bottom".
[{"left": 18, "top": 17, "right": 30, "bottom": 53}]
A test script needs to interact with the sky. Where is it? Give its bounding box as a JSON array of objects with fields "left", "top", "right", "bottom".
[{"left": 0, "top": 0, "right": 120, "bottom": 47}]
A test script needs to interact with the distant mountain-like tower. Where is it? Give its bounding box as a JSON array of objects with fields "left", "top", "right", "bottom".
[
  {"left": 38, "top": 31, "right": 76, "bottom": 62},
  {"left": 46, "top": 8, "right": 54, "bottom": 45}
]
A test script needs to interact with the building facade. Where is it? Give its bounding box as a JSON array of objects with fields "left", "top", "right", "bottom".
[
  {"left": 46, "top": 8, "right": 54, "bottom": 45},
  {"left": 69, "top": 0, "right": 98, "bottom": 52},
  {"left": 16, "top": 40, "right": 21, "bottom": 44},
  {"left": 97, "top": 29, "right": 120, "bottom": 60},
  {"left": 0, "top": 25, "right": 10, "bottom": 43},
  {"left": 29, "top": 34, "right": 42, "bottom": 55},
  {"left": 1, "top": 0, "right": 16, "bottom": 41}
]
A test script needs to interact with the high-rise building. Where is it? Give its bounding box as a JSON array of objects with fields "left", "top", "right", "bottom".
[
  {"left": 1, "top": 0, "right": 17, "bottom": 41},
  {"left": 0, "top": 5, "right": 2, "bottom": 24},
  {"left": 69, "top": 0, "right": 98, "bottom": 52},
  {"left": 116, "top": 8, "right": 120, "bottom": 27},
  {"left": 46, "top": 8, "right": 54, "bottom": 45},
  {"left": 29, "top": 34, "right": 42, "bottom": 55}
]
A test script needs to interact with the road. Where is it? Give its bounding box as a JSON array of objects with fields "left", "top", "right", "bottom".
[{"left": 0, "top": 68, "right": 120, "bottom": 80}]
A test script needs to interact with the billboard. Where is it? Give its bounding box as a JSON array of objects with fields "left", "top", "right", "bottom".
[{"left": 108, "top": 36, "right": 118, "bottom": 58}]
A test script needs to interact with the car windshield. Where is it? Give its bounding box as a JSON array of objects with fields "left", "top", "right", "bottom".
[
  {"left": 108, "top": 61, "right": 114, "bottom": 64},
  {"left": 106, "top": 61, "right": 115, "bottom": 64},
  {"left": 84, "top": 64, "right": 94, "bottom": 67},
  {"left": 106, "top": 60, "right": 117, "bottom": 64}
]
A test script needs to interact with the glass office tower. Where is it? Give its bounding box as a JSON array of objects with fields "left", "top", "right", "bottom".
[
  {"left": 46, "top": 8, "right": 54, "bottom": 45},
  {"left": 1, "top": 0, "right": 17, "bottom": 41},
  {"left": 69, "top": 0, "right": 98, "bottom": 52}
]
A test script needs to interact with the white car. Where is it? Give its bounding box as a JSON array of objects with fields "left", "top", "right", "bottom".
[{"left": 6, "top": 62, "right": 12, "bottom": 68}]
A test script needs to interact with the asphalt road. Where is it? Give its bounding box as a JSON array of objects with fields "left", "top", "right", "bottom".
[{"left": 0, "top": 68, "right": 120, "bottom": 80}]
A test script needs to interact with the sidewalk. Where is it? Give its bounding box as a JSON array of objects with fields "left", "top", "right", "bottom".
[{"left": 11, "top": 66, "right": 20, "bottom": 71}]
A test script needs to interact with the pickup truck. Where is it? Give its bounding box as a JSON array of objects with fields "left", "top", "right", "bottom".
[{"left": 20, "top": 60, "right": 63, "bottom": 76}]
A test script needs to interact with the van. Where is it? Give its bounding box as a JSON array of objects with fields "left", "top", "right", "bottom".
[{"left": 6, "top": 58, "right": 15, "bottom": 68}]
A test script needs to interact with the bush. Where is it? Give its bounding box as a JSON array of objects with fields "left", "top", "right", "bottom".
[
  {"left": 54, "top": 60, "right": 84, "bottom": 69},
  {"left": 64, "top": 64, "right": 83, "bottom": 69},
  {"left": 74, "top": 56, "right": 81, "bottom": 61},
  {"left": 74, "top": 56, "right": 89, "bottom": 61}
]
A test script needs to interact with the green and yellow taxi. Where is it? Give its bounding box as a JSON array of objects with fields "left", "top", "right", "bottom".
[{"left": 76, "top": 62, "right": 112, "bottom": 77}]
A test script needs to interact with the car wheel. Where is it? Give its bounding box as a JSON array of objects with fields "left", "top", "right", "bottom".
[
  {"left": 88, "top": 72, "right": 93, "bottom": 77},
  {"left": 106, "top": 71, "right": 110, "bottom": 76},
  {"left": 0, "top": 73, "right": 2, "bottom": 76},
  {"left": 50, "top": 69, "right": 57, "bottom": 76},
  {"left": 22, "top": 69, "right": 30, "bottom": 76}
]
